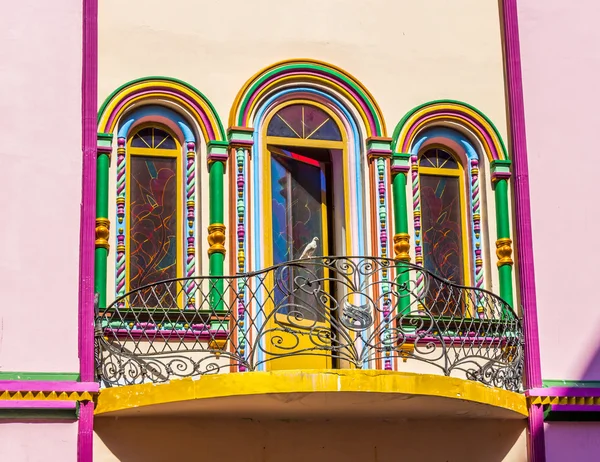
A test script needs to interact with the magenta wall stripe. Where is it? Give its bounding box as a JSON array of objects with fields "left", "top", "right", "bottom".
[
  {"left": 528, "top": 387, "right": 600, "bottom": 398},
  {"left": 80, "top": 0, "right": 98, "bottom": 461},
  {"left": 0, "top": 401, "right": 77, "bottom": 409},
  {"left": 80, "top": 0, "right": 98, "bottom": 384},
  {"left": 501, "top": 0, "right": 545, "bottom": 461},
  {"left": 0, "top": 381, "right": 99, "bottom": 393},
  {"left": 77, "top": 402, "right": 94, "bottom": 462}
]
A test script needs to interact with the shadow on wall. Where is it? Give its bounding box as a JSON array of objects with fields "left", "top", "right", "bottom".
[
  {"left": 95, "top": 416, "right": 526, "bottom": 462},
  {"left": 543, "top": 332, "right": 600, "bottom": 462},
  {"left": 578, "top": 333, "right": 600, "bottom": 381}
]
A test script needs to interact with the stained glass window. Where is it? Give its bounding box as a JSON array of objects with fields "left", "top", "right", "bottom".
[
  {"left": 270, "top": 149, "right": 328, "bottom": 321},
  {"left": 419, "top": 148, "right": 466, "bottom": 314},
  {"left": 420, "top": 174, "right": 464, "bottom": 284},
  {"left": 419, "top": 148, "right": 459, "bottom": 170},
  {"left": 127, "top": 126, "right": 179, "bottom": 306},
  {"left": 130, "top": 127, "right": 177, "bottom": 150},
  {"left": 267, "top": 104, "right": 342, "bottom": 141}
]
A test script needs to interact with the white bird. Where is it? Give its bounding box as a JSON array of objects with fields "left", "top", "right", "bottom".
[{"left": 299, "top": 237, "right": 319, "bottom": 259}]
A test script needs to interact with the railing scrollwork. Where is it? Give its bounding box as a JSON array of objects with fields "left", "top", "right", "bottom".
[{"left": 96, "top": 257, "right": 523, "bottom": 392}]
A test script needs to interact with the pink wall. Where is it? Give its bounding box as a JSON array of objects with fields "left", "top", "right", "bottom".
[
  {"left": 0, "top": 422, "right": 77, "bottom": 461},
  {"left": 0, "top": 1, "right": 81, "bottom": 372},
  {"left": 545, "top": 423, "right": 600, "bottom": 462},
  {"left": 518, "top": 0, "right": 600, "bottom": 380}
]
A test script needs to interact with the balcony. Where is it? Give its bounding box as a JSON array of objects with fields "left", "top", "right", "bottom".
[{"left": 96, "top": 256, "right": 523, "bottom": 395}]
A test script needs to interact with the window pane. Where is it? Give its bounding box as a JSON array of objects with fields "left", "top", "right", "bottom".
[
  {"left": 267, "top": 104, "right": 341, "bottom": 141},
  {"left": 420, "top": 174, "right": 464, "bottom": 284},
  {"left": 130, "top": 127, "right": 177, "bottom": 149},
  {"left": 309, "top": 118, "right": 342, "bottom": 141},
  {"left": 129, "top": 156, "right": 178, "bottom": 305},
  {"left": 419, "top": 148, "right": 458, "bottom": 170},
  {"left": 271, "top": 151, "right": 325, "bottom": 322}
]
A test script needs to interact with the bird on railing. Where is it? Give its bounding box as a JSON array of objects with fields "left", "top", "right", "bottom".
[{"left": 299, "top": 237, "right": 319, "bottom": 259}]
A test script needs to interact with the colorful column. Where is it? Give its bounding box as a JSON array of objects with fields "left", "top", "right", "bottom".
[
  {"left": 409, "top": 153, "right": 426, "bottom": 304},
  {"left": 94, "top": 133, "right": 113, "bottom": 309},
  {"left": 185, "top": 141, "right": 197, "bottom": 309},
  {"left": 491, "top": 160, "right": 514, "bottom": 312},
  {"left": 114, "top": 137, "right": 127, "bottom": 307},
  {"left": 367, "top": 138, "right": 393, "bottom": 370},
  {"left": 228, "top": 127, "right": 254, "bottom": 371},
  {"left": 470, "top": 159, "right": 486, "bottom": 317},
  {"left": 207, "top": 141, "right": 229, "bottom": 315},
  {"left": 391, "top": 153, "right": 411, "bottom": 314}
]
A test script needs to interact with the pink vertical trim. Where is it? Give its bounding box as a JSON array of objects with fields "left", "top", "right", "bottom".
[
  {"left": 80, "top": 0, "right": 98, "bottom": 383},
  {"left": 78, "top": 402, "right": 94, "bottom": 462},
  {"left": 79, "top": 0, "right": 98, "bottom": 460},
  {"left": 501, "top": 0, "right": 545, "bottom": 461}
]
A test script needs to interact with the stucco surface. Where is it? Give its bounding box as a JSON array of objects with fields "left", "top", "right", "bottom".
[
  {"left": 518, "top": 0, "right": 600, "bottom": 380},
  {"left": 0, "top": 422, "right": 77, "bottom": 461},
  {"left": 99, "top": 0, "right": 508, "bottom": 140},
  {"left": 95, "top": 416, "right": 527, "bottom": 462},
  {"left": 545, "top": 422, "right": 600, "bottom": 462},
  {"left": 0, "top": 0, "right": 81, "bottom": 371}
]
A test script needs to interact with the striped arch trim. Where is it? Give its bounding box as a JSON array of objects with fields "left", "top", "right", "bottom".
[
  {"left": 98, "top": 77, "right": 226, "bottom": 143},
  {"left": 228, "top": 59, "right": 387, "bottom": 138},
  {"left": 392, "top": 100, "right": 509, "bottom": 162}
]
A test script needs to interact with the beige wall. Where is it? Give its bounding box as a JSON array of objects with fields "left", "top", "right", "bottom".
[
  {"left": 99, "top": 0, "right": 509, "bottom": 291},
  {"left": 99, "top": 0, "right": 508, "bottom": 140},
  {"left": 95, "top": 416, "right": 526, "bottom": 462}
]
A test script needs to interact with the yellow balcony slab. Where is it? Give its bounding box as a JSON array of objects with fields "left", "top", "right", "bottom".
[{"left": 95, "top": 370, "right": 527, "bottom": 419}]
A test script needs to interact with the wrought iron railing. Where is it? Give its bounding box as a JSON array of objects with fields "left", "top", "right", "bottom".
[{"left": 96, "top": 257, "right": 524, "bottom": 392}]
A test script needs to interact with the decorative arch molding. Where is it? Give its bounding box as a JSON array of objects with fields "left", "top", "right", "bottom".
[
  {"left": 94, "top": 79, "right": 229, "bottom": 314},
  {"left": 228, "top": 59, "right": 387, "bottom": 138},
  {"left": 390, "top": 100, "right": 515, "bottom": 311},
  {"left": 391, "top": 100, "right": 508, "bottom": 163},
  {"left": 97, "top": 76, "right": 226, "bottom": 143},
  {"left": 228, "top": 61, "right": 390, "bottom": 371}
]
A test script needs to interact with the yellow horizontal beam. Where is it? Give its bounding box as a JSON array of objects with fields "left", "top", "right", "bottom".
[{"left": 96, "top": 370, "right": 527, "bottom": 417}]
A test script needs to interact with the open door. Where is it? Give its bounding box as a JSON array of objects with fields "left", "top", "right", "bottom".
[{"left": 266, "top": 147, "right": 333, "bottom": 370}]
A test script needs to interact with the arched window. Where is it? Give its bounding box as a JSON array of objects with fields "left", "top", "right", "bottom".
[
  {"left": 418, "top": 147, "right": 469, "bottom": 286},
  {"left": 126, "top": 125, "right": 182, "bottom": 293},
  {"left": 264, "top": 103, "right": 346, "bottom": 267}
]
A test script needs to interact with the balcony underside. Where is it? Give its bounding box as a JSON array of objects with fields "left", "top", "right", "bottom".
[{"left": 95, "top": 369, "right": 527, "bottom": 419}]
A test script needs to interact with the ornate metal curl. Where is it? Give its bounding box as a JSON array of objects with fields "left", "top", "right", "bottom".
[{"left": 96, "top": 256, "right": 524, "bottom": 391}]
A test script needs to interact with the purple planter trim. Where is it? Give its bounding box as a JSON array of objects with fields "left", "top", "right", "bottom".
[
  {"left": 528, "top": 387, "right": 600, "bottom": 398},
  {"left": 105, "top": 328, "right": 229, "bottom": 341},
  {"left": 502, "top": 0, "right": 544, "bottom": 459},
  {"left": 0, "top": 400, "right": 77, "bottom": 409},
  {"left": 78, "top": 402, "right": 94, "bottom": 462},
  {"left": 549, "top": 405, "right": 600, "bottom": 413},
  {"left": 367, "top": 148, "right": 392, "bottom": 157},
  {"left": 0, "top": 381, "right": 99, "bottom": 393},
  {"left": 229, "top": 139, "right": 254, "bottom": 147}
]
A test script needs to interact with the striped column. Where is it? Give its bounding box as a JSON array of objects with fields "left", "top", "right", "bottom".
[
  {"left": 185, "top": 141, "right": 197, "bottom": 308},
  {"left": 229, "top": 127, "right": 253, "bottom": 372},
  {"left": 470, "top": 159, "right": 485, "bottom": 316},
  {"left": 114, "top": 137, "right": 127, "bottom": 307},
  {"left": 367, "top": 138, "right": 393, "bottom": 370},
  {"left": 410, "top": 154, "right": 425, "bottom": 304}
]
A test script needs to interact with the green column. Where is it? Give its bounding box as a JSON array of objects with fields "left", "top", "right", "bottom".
[
  {"left": 207, "top": 142, "right": 229, "bottom": 316},
  {"left": 391, "top": 153, "right": 411, "bottom": 315},
  {"left": 94, "top": 133, "right": 113, "bottom": 309},
  {"left": 491, "top": 160, "right": 514, "bottom": 313}
]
